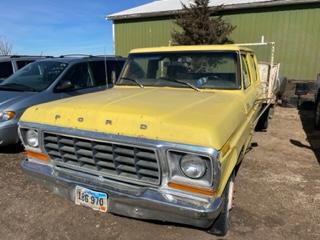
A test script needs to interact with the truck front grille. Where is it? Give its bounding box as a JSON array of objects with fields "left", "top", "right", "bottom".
[{"left": 43, "top": 132, "right": 161, "bottom": 185}]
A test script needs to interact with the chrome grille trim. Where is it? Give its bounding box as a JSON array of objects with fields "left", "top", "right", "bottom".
[
  {"left": 19, "top": 122, "right": 220, "bottom": 190},
  {"left": 43, "top": 132, "right": 161, "bottom": 186}
]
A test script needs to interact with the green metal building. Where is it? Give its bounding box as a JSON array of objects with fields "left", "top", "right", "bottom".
[{"left": 108, "top": 0, "right": 320, "bottom": 81}]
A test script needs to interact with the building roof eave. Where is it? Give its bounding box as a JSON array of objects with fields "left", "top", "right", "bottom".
[{"left": 106, "top": 0, "right": 320, "bottom": 21}]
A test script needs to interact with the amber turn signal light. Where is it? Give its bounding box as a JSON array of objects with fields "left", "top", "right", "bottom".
[
  {"left": 168, "top": 182, "right": 215, "bottom": 196},
  {"left": 25, "top": 150, "right": 49, "bottom": 162}
]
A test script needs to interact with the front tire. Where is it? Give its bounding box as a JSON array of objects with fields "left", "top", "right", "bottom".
[
  {"left": 208, "top": 172, "right": 235, "bottom": 236},
  {"left": 255, "top": 104, "right": 271, "bottom": 131},
  {"left": 315, "top": 99, "right": 320, "bottom": 130}
]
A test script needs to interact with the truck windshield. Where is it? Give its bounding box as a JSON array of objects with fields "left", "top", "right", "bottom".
[
  {"left": 117, "top": 51, "right": 240, "bottom": 90},
  {"left": 0, "top": 61, "right": 68, "bottom": 92}
]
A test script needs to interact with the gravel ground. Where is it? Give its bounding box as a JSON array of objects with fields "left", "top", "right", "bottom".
[{"left": 0, "top": 106, "right": 319, "bottom": 240}]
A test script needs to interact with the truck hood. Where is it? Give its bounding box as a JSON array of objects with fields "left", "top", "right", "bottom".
[
  {"left": 21, "top": 87, "right": 246, "bottom": 149},
  {"left": 0, "top": 90, "right": 37, "bottom": 110}
]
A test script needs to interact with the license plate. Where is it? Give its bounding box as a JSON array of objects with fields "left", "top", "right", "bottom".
[{"left": 75, "top": 186, "right": 108, "bottom": 213}]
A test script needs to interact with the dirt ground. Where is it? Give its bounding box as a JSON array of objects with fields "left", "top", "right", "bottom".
[{"left": 0, "top": 106, "right": 319, "bottom": 240}]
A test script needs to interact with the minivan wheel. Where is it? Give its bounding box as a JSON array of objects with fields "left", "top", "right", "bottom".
[
  {"left": 208, "top": 172, "right": 235, "bottom": 236},
  {"left": 315, "top": 100, "right": 320, "bottom": 130}
]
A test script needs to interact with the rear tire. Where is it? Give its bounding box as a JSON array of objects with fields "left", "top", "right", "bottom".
[
  {"left": 255, "top": 105, "right": 270, "bottom": 131},
  {"left": 208, "top": 172, "right": 235, "bottom": 236},
  {"left": 315, "top": 99, "right": 320, "bottom": 130}
]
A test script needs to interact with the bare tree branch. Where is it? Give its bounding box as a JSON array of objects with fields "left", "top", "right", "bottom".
[{"left": 0, "top": 36, "right": 13, "bottom": 55}]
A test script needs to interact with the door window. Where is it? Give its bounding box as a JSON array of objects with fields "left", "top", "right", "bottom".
[
  {"left": 88, "top": 60, "right": 125, "bottom": 86},
  {"left": 16, "top": 60, "right": 34, "bottom": 70},
  {"left": 89, "top": 61, "right": 107, "bottom": 86},
  {"left": 0, "top": 61, "right": 13, "bottom": 79},
  {"left": 241, "top": 55, "right": 251, "bottom": 89},
  {"left": 107, "top": 60, "right": 125, "bottom": 85},
  {"left": 248, "top": 54, "right": 258, "bottom": 83},
  {"left": 60, "top": 63, "right": 93, "bottom": 90}
]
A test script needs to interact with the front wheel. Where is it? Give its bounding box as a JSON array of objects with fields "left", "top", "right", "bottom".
[
  {"left": 208, "top": 172, "right": 235, "bottom": 236},
  {"left": 315, "top": 100, "right": 320, "bottom": 130},
  {"left": 255, "top": 105, "right": 270, "bottom": 131}
]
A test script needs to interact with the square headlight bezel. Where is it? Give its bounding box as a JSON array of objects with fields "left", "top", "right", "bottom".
[{"left": 166, "top": 148, "right": 220, "bottom": 189}]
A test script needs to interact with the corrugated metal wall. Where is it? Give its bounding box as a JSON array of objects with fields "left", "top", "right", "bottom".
[
  {"left": 114, "top": 4, "right": 320, "bottom": 81},
  {"left": 114, "top": 18, "right": 175, "bottom": 55}
]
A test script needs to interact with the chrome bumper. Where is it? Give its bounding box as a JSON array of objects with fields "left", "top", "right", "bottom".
[{"left": 21, "top": 159, "right": 223, "bottom": 228}]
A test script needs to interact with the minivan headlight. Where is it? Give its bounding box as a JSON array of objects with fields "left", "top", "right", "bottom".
[
  {"left": 26, "top": 129, "right": 39, "bottom": 148},
  {"left": 0, "top": 111, "right": 15, "bottom": 122}
]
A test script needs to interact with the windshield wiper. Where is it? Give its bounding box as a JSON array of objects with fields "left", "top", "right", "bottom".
[
  {"left": 0, "top": 83, "right": 37, "bottom": 92},
  {"left": 158, "top": 77, "right": 201, "bottom": 92},
  {"left": 119, "top": 77, "right": 144, "bottom": 88}
]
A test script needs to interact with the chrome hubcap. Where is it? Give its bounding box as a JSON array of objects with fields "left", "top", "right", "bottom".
[{"left": 227, "top": 179, "right": 234, "bottom": 212}]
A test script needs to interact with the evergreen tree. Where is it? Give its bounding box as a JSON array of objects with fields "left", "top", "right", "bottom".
[{"left": 172, "top": 0, "right": 236, "bottom": 45}]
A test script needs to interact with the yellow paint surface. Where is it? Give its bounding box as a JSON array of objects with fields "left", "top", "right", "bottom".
[
  {"left": 130, "top": 44, "right": 252, "bottom": 54},
  {"left": 21, "top": 86, "right": 247, "bottom": 150}
]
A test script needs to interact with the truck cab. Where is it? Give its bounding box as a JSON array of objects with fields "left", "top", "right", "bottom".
[{"left": 19, "top": 45, "right": 264, "bottom": 236}]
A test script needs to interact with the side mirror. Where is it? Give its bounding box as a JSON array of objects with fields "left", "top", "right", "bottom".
[{"left": 55, "top": 80, "right": 74, "bottom": 92}]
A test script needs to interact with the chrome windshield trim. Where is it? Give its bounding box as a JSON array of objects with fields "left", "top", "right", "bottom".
[{"left": 19, "top": 121, "right": 221, "bottom": 189}]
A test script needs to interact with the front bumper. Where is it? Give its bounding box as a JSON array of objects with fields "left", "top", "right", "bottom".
[
  {"left": 0, "top": 123, "right": 19, "bottom": 146},
  {"left": 21, "top": 159, "right": 223, "bottom": 229}
]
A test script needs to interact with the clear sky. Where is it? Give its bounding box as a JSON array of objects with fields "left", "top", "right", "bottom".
[{"left": 0, "top": 0, "right": 152, "bottom": 56}]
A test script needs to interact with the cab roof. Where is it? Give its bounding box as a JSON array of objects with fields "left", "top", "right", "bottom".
[
  {"left": 130, "top": 44, "right": 253, "bottom": 54},
  {"left": 35, "top": 56, "right": 125, "bottom": 64}
]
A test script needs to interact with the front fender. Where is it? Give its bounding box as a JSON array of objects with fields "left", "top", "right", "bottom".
[
  {"left": 216, "top": 148, "right": 239, "bottom": 196},
  {"left": 215, "top": 105, "right": 255, "bottom": 196}
]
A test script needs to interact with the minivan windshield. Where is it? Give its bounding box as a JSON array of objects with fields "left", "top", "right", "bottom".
[
  {"left": 0, "top": 61, "right": 68, "bottom": 92},
  {"left": 117, "top": 51, "right": 239, "bottom": 90}
]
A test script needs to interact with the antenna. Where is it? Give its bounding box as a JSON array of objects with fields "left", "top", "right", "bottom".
[{"left": 104, "top": 47, "right": 108, "bottom": 88}]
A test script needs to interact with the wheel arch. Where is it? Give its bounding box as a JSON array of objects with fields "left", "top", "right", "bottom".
[{"left": 216, "top": 144, "right": 245, "bottom": 196}]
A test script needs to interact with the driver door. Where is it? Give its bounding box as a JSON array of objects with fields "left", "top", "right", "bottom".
[{"left": 241, "top": 52, "right": 259, "bottom": 124}]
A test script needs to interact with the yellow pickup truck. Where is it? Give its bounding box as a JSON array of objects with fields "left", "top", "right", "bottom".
[{"left": 19, "top": 45, "right": 265, "bottom": 236}]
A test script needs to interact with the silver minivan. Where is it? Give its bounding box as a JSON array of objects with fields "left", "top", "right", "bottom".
[{"left": 0, "top": 55, "right": 125, "bottom": 146}]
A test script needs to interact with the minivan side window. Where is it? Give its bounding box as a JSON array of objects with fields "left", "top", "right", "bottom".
[
  {"left": 0, "top": 61, "right": 13, "bottom": 79},
  {"left": 16, "top": 60, "right": 34, "bottom": 70},
  {"left": 107, "top": 60, "right": 125, "bottom": 85},
  {"left": 88, "top": 60, "right": 126, "bottom": 87},
  {"left": 89, "top": 61, "right": 107, "bottom": 86},
  {"left": 241, "top": 55, "right": 251, "bottom": 89},
  {"left": 60, "top": 63, "right": 94, "bottom": 90}
]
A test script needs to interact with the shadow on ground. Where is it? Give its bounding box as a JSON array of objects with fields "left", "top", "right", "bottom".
[
  {"left": 291, "top": 101, "right": 320, "bottom": 165},
  {"left": 0, "top": 144, "right": 24, "bottom": 154}
]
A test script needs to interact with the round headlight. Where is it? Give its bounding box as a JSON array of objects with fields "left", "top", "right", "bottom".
[
  {"left": 180, "top": 154, "right": 207, "bottom": 179},
  {"left": 26, "top": 129, "right": 39, "bottom": 148}
]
